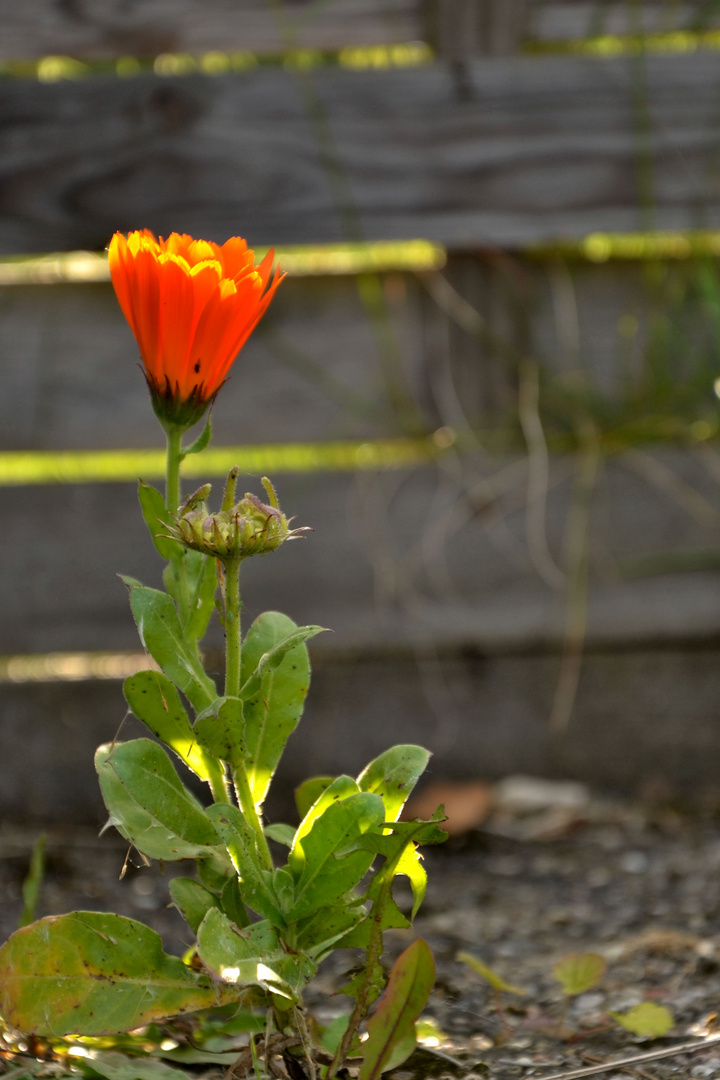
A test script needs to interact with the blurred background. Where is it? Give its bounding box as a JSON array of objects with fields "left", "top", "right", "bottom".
[{"left": 2, "top": 0, "right": 720, "bottom": 824}]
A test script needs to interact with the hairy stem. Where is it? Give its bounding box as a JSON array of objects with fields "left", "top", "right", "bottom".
[
  {"left": 164, "top": 425, "right": 192, "bottom": 622},
  {"left": 165, "top": 425, "right": 183, "bottom": 514},
  {"left": 165, "top": 427, "right": 229, "bottom": 804},
  {"left": 327, "top": 870, "right": 395, "bottom": 1078},
  {"left": 224, "top": 556, "right": 274, "bottom": 871}
]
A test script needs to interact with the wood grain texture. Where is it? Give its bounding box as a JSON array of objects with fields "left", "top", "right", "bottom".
[
  {"left": 0, "top": 275, "right": 423, "bottom": 451},
  {"left": 0, "top": 256, "right": 683, "bottom": 453},
  {"left": 2, "top": 451, "right": 720, "bottom": 656},
  {"left": 0, "top": 0, "right": 422, "bottom": 61},
  {"left": 2, "top": 1, "right": 716, "bottom": 63},
  {"left": 1, "top": 52, "right": 720, "bottom": 254},
  {"left": 527, "top": 1, "right": 719, "bottom": 42},
  {"left": 5, "top": 638, "right": 720, "bottom": 823}
]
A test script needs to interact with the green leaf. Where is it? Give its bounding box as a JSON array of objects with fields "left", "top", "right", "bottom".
[
  {"left": 358, "top": 813, "right": 448, "bottom": 861},
  {"left": 220, "top": 876, "right": 250, "bottom": 928},
  {"left": 197, "top": 909, "right": 314, "bottom": 1002},
  {"left": 238, "top": 623, "right": 326, "bottom": 701},
  {"left": 123, "top": 669, "right": 215, "bottom": 782},
  {"left": 95, "top": 740, "right": 221, "bottom": 861},
  {"left": 121, "top": 579, "right": 217, "bottom": 712},
  {"left": 185, "top": 550, "right": 217, "bottom": 643},
  {"left": 294, "top": 776, "right": 335, "bottom": 820},
  {"left": 241, "top": 612, "right": 313, "bottom": 807},
  {"left": 380, "top": 1026, "right": 417, "bottom": 1073},
  {"left": 289, "top": 775, "right": 359, "bottom": 875},
  {"left": 342, "top": 960, "right": 386, "bottom": 1008},
  {"left": 196, "top": 853, "right": 235, "bottom": 894},
  {"left": 395, "top": 843, "right": 426, "bottom": 920},
  {"left": 320, "top": 1015, "right": 350, "bottom": 1055},
  {"left": 0, "top": 911, "right": 235, "bottom": 1035},
  {"left": 272, "top": 868, "right": 295, "bottom": 913},
  {"left": 206, "top": 803, "right": 285, "bottom": 926},
  {"left": 457, "top": 952, "right": 527, "bottom": 996},
  {"left": 169, "top": 877, "right": 222, "bottom": 934},
  {"left": 77, "top": 1051, "right": 188, "bottom": 1080},
  {"left": 295, "top": 903, "right": 367, "bottom": 959},
  {"left": 194, "top": 697, "right": 245, "bottom": 768},
  {"left": 357, "top": 746, "right": 431, "bottom": 823},
  {"left": 18, "top": 834, "right": 46, "bottom": 929},
  {"left": 335, "top": 896, "right": 409, "bottom": 950},
  {"left": 356, "top": 813, "right": 447, "bottom": 917},
  {"left": 611, "top": 1002, "right": 674, "bottom": 1039},
  {"left": 552, "top": 953, "right": 607, "bottom": 997},
  {"left": 359, "top": 939, "right": 435, "bottom": 1080},
  {"left": 181, "top": 416, "right": 212, "bottom": 457},
  {"left": 288, "top": 792, "right": 385, "bottom": 920},
  {"left": 264, "top": 823, "right": 296, "bottom": 847},
  {"left": 138, "top": 482, "right": 179, "bottom": 562}
]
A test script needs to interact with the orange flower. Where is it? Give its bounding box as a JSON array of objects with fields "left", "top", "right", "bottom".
[{"left": 108, "top": 230, "right": 284, "bottom": 429}]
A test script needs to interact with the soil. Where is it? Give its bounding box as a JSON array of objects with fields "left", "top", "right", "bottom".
[{"left": 3, "top": 789, "right": 720, "bottom": 1080}]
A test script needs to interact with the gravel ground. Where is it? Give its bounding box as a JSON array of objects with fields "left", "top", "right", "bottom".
[{"left": 3, "top": 790, "right": 720, "bottom": 1079}]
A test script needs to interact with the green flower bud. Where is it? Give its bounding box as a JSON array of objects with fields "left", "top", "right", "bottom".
[{"left": 164, "top": 472, "right": 308, "bottom": 562}]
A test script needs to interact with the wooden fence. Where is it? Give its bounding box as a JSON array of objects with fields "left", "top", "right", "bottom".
[{"left": 3, "top": 0, "right": 720, "bottom": 820}]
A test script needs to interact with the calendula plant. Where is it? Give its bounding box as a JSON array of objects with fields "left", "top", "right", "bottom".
[{"left": 0, "top": 231, "right": 444, "bottom": 1079}]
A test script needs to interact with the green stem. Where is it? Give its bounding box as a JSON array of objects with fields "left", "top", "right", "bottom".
[
  {"left": 327, "top": 870, "right": 395, "bottom": 1079},
  {"left": 224, "top": 557, "right": 274, "bottom": 872},
  {"left": 165, "top": 425, "right": 183, "bottom": 514},
  {"left": 164, "top": 425, "right": 192, "bottom": 623},
  {"left": 224, "top": 557, "right": 242, "bottom": 699},
  {"left": 165, "top": 426, "right": 229, "bottom": 805}
]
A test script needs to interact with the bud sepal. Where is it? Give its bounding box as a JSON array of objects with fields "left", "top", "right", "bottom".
[{"left": 163, "top": 470, "right": 309, "bottom": 563}]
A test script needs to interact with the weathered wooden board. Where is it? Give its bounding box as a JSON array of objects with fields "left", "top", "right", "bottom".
[
  {"left": 2, "top": 1, "right": 716, "bottom": 63},
  {"left": 1, "top": 52, "right": 719, "bottom": 255},
  {"left": 0, "top": 0, "right": 423, "bottom": 61},
  {"left": 2, "top": 449, "right": 720, "bottom": 657},
  {"left": 0, "top": 255, "right": 706, "bottom": 451},
  {"left": 527, "top": 1, "right": 720, "bottom": 42},
  {"left": 4, "top": 636, "right": 720, "bottom": 823},
  {"left": 0, "top": 275, "right": 422, "bottom": 450}
]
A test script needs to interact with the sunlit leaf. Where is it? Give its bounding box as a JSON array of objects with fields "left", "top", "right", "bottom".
[
  {"left": 357, "top": 745, "right": 431, "bottom": 822},
  {"left": 206, "top": 803, "right": 285, "bottom": 927},
  {"left": 241, "top": 612, "right": 312, "bottom": 807},
  {"left": 288, "top": 792, "right": 385, "bottom": 920},
  {"left": 457, "top": 952, "right": 527, "bottom": 996},
  {"left": 294, "top": 776, "right": 335, "bottom": 820},
  {"left": 395, "top": 842, "right": 426, "bottom": 919},
  {"left": 611, "top": 1002, "right": 675, "bottom": 1039},
  {"left": 553, "top": 953, "right": 607, "bottom": 996},
  {"left": 123, "top": 669, "right": 215, "bottom": 782},
  {"left": 359, "top": 939, "right": 435, "bottom": 1080},
  {"left": 289, "top": 775, "right": 359, "bottom": 875},
  {"left": 197, "top": 909, "right": 314, "bottom": 1001},
  {"left": 0, "top": 912, "right": 235, "bottom": 1035}
]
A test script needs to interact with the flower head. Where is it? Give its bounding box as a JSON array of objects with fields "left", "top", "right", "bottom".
[
  {"left": 108, "top": 230, "right": 284, "bottom": 429},
  {"left": 164, "top": 473, "right": 309, "bottom": 562}
]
